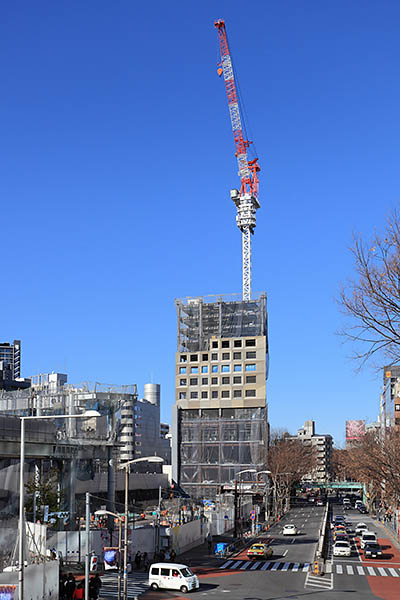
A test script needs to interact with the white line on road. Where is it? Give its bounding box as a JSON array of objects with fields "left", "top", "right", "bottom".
[
  {"left": 292, "top": 563, "right": 299, "bottom": 572},
  {"left": 240, "top": 561, "right": 251, "bottom": 570},
  {"left": 230, "top": 561, "right": 242, "bottom": 569},
  {"left": 377, "top": 567, "right": 387, "bottom": 576},
  {"left": 388, "top": 568, "right": 399, "bottom": 577},
  {"left": 281, "top": 562, "right": 290, "bottom": 571},
  {"left": 271, "top": 563, "right": 280, "bottom": 571},
  {"left": 250, "top": 561, "right": 261, "bottom": 570},
  {"left": 220, "top": 561, "right": 232, "bottom": 569},
  {"left": 357, "top": 566, "right": 365, "bottom": 575},
  {"left": 291, "top": 538, "right": 296, "bottom": 544},
  {"left": 283, "top": 550, "right": 288, "bottom": 557},
  {"left": 302, "top": 563, "right": 310, "bottom": 572},
  {"left": 260, "top": 562, "right": 271, "bottom": 571},
  {"left": 367, "top": 567, "right": 376, "bottom": 576},
  {"left": 346, "top": 565, "right": 354, "bottom": 575},
  {"left": 336, "top": 565, "right": 343, "bottom": 574}
]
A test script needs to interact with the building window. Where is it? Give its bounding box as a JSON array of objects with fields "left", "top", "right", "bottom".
[
  {"left": 179, "top": 355, "right": 187, "bottom": 363},
  {"left": 179, "top": 378, "right": 187, "bottom": 386},
  {"left": 233, "top": 352, "right": 241, "bottom": 359},
  {"left": 233, "top": 376, "right": 242, "bottom": 384},
  {"left": 221, "top": 365, "right": 230, "bottom": 373},
  {"left": 179, "top": 367, "right": 187, "bottom": 374},
  {"left": 233, "top": 389, "right": 242, "bottom": 397},
  {"left": 221, "top": 341, "right": 229, "bottom": 348},
  {"left": 212, "top": 341, "right": 218, "bottom": 348},
  {"left": 202, "top": 353, "right": 208, "bottom": 361},
  {"left": 246, "top": 375, "right": 256, "bottom": 383},
  {"left": 211, "top": 377, "right": 218, "bottom": 385},
  {"left": 246, "top": 351, "right": 256, "bottom": 359},
  {"left": 211, "top": 391, "right": 218, "bottom": 398},
  {"left": 245, "top": 389, "right": 256, "bottom": 397},
  {"left": 201, "top": 366, "right": 208, "bottom": 373},
  {"left": 179, "top": 392, "right": 186, "bottom": 399},
  {"left": 396, "top": 404, "right": 400, "bottom": 411},
  {"left": 201, "top": 377, "right": 208, "bottom": 385},
  {"left": 190, "top": 391, "right": 198, "bottom": 399},
  {"left": 234, "top": 340, "right": 242, "bottom": 348},
  {"left": 245, "top": 339, "right": 256, "bottom": 347},
  {"left": 190, "top": 378, "right": 198, "bottom": 385},
  {"left": 221, "top": 390, "right": 230, "bottom": 398},
  {"left": 211, "top": 353, "right": 218, "bottom": 361},
  {"left": 212, "top": 365, "right": 218, "bottom": 373},
  {"left": 222, "top": 352, "right": 230, "bottom": 360},
  {"left": 233, "top": 364, "right": 242, "bottom": 372},
  {"left": 222, "top": 376, "right": 230, "bottom": 384},
  {"left": 191, "top": 366, "right": 199, "bottom": 374},
  {"left": 245, "top": 364, "right": 256, "bottom": 371},
  {"left": 201, "top": 391, "right": 208, "bottom": 399}
]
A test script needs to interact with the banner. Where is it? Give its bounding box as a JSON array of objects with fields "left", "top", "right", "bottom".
[{"left": 104, "top": 547, "right": 119, "bottom": 570}]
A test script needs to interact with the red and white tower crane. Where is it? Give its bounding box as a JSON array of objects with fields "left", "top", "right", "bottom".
[{"left": 215, "top": 19, "right": 260, "bottom": 301}]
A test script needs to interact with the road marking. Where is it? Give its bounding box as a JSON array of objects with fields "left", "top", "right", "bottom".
[
  {"left": 250, "top": 561, "right": 261, "bottom": 570},
  {"left": 291, "top": 538, "right": 296, "bottom": 544},
  {"left": 240, "top": 561, "right": 251, "bottom": 570},
  {"left": 388, "top": 568, "right": 399, "bottom": 577},
  {"left": 346, "top": 565, "right": 354, "bottom": 575},
  {"left": 302, "top": 563, "right": 310, "bottom": 572},
  {"left": 271, "top": 562, "right": 280, "bottom": 571},
  {"left": 357, "top": 566, "right": 365, "bottom": 575},
  {"left": 281, "top": 562, "right": 290, "bottom": 571},
  {"left": 260, "top": 562, "right": 271, "bottom": 570},
  {"left": 336, "top": 565, "right": 343, "bottom": 574},
  {"left": 377, "top": 567, "right": 387, "bottom": 576},
  {"left": 230, "top": 561, "right": 242, "bottom": 569},
  {"left": 220, "top": 561, "right": 232, "bottom": 569},
  {"left": 292, "top": 563, "right": 299, "bottom": 572},
  {"left": 367, "top": 566, "right": 376, "bottom": 576},
  {"left": 283, "top": 550, "right": 288, "bottom": 557}
]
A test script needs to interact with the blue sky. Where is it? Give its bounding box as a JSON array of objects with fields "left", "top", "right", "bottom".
[{"left": 1, "top": 1, "right": 400, "bottom": 446}]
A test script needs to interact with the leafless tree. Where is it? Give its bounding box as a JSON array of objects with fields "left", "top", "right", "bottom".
[{"left": 339, "top": 210, "right": 400, "bottom": 367}]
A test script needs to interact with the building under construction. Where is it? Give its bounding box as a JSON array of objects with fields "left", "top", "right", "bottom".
[{"left": 172, "top": 293, "right": 269, "bottom": 499}]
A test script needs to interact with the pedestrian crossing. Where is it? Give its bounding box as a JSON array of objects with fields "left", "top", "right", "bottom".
[
  {"left": 99, "top": 571, "right": 149, "bottom": 599},
  {"left": 326, "top": 562, "right": 400, "bottom": 578},
  {"left": 220, "top": 559, "right": 400, "bottom": 578},
  {"left": 220, "top": 560, "right": 310, "bottom": 572}
]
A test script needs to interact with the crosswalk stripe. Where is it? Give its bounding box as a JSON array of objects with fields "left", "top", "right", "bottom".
[
  {"left": 220, "top": 560, "right": 233, "bottom": 569},
  {"left": 281, "top": 562, "right": 290, "bottom": 571},
  {"left": 346, "top": 565, "right": 354, "bottom": 575},
  {"left": 377, "top": 567, "right": 387, "bottom": 576},
  {"left": 336, "top": 565, "right": 343, "bottom": 574},
  {"left": 302, "top": 563, "right": 310, "bottom": 572},
  {"left": 357, "top": 566, "right": 365, "bottom": 575},
  {"left": 240, "top": 561, "right": 252, "bottom": 570},
  {"left": 260, "top": 561, "right": 271, "bottom": 570},
  {"left": 367, "top": 567, "right": 376, "bottom": 576},
  {"left": 250, "top": 561, "right": 261, "bottom": 570},
  {"left": 270, "top": 563, "right": 280, "bottom": 571},
  {"left": 388, "top": 568, "right": 399, "bottom": 577},
  {"left": 292, "top": 563, "right": 299, "bottom": 572},
  {"left": 231, "top": 560, "right": 243, "bottom": 569}
]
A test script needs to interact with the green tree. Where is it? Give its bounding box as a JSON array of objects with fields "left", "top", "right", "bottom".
[{"left": 25, "top": 468, "right": 61, "bottom": 522}]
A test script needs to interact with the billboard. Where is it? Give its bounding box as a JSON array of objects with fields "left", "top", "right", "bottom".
[{"left": 346, "top": 420, "right": 365, "bottom": 442}]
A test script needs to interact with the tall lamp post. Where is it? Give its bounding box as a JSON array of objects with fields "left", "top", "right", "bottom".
[
  {"left": 234, "top": 469, "right": 256, "bottom": 537},
  {"left": 18, "top": 410, "right": 100, "bottom": 600},
  {"left": 118, "top": 456, "right": 164, "bottom": 600},
  {"left": 95, "top": 510, "right": 123, "bottom": 600},
  {"left": 256, "top": 471, "right": 271, "bottom": 526}
]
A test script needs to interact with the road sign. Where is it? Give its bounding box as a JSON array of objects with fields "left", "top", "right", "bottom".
[{"left": 250, "top": 509, "right": 256, "bottom": 521}]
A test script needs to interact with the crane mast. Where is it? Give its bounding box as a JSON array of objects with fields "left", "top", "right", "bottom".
[{"left": 214, "top": 19, "right": 260, "bottom": 301}]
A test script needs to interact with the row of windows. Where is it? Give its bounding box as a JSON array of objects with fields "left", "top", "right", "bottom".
[
  {"left": 179, "top": 349, "right": 257, "bottom": 364},
  {"left": 179, "top": 375, "right": 256, "bottom": 386},
  {"left": 179, "top": 363, "right": 257, "bottom": 375},
  {"left": 179, "top": 389, "right": 256, "bottom": 399}
]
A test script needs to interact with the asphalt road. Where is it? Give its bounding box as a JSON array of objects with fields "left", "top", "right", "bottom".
[{"left": 139, "top": 501, "right": 400, "bottom": 600}]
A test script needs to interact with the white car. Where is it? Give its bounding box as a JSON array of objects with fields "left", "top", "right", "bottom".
[
  {"left": 333, "top": 540, "right": 351, "bottom": 557},
  {"left": 355, "top": 522, "right": 368, "bottom": 535},
  {"left": 283, "top": 524, "right": 297, "bottom": 535},
  {"left": 360, "top": 532, "right": 377, "bottom": 549}
]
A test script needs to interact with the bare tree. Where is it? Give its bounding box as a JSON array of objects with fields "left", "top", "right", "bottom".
[{"left": 339, "top": 211, "right": 400, "bottom": 366}]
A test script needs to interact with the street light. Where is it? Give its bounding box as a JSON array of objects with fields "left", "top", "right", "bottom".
[
  {"left": 118, "top": 456, "right": 164, "bottom": 600},
  {"left": 234, "top": 469, "right": 256, "bottom": 538},
  {"left": 18, "top": 410, "right": 100, "bottom": 600},
  {"left": 256, "top": 471, "right": 271, "bottom": 525},
  {"left": 95, "top": 510, "right": 123, "bottom": 600}
]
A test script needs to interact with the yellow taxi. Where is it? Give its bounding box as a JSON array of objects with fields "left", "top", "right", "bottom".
[{"left": 247, "top": 543, "right": 273, "bottom": 560}]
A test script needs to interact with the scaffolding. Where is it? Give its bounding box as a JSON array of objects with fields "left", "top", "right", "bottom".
[{"left": 175, "top": 293, "right": 267, "bottom": 352}]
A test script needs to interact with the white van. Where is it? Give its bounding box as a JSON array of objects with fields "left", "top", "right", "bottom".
[{"left": 149, "top": 562, "right": 200, "bottom": 593}]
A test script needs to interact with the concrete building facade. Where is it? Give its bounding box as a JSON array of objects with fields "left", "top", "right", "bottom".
[
  {"left": 295, "top": 420, "right": 333, "bottom": 483},
  {"left": 172, "top": 293, "right": 269, "bottom": 499}
]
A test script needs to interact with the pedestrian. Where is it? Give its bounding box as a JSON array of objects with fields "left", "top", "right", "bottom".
[
  {"left": 59, "top": 574, "right": 67, "bottom": 600},
  {"left": 170, "top": 548, "right": 176, "bottom": 562},
  {"left": 65, "top": 573, "right": 76, "bottom": 600},
  {"left": 142, "top": 552, "right": 149, "bottom": 571},
  {"left": 164, "top": 548, "right": 170, "bottom": 561},
  {"left": 135, "top": 551, "right": 141, "bottom": 570},
  {"left": 206, "top": 532, "right": 213, "bottom": 553},
  {"left": 72, "top": 581, "right": 84, "bottom": 600},
  {"left": 93, "top": 574, "right": 102, "bottom": 598},
  {"left": 89, "top": 576, "right": 98, "bottom": 600}
]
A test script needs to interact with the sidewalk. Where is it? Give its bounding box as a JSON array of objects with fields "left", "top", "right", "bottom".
[{"left": 372, "top": 516, "right": 400, "bottom": 553}]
